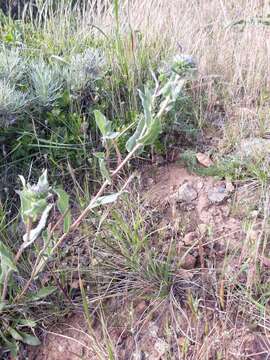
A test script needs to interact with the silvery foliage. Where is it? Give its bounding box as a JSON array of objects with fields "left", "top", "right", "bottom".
[
  {"left": 0, "top": 47, "right": 28, "bottom": 127},
  {"left": 0, "top": 46, "right": 26, "bottom": 84},
  {"left": 30, "top": 58, "right": 63, "bottom": 108},
  {"left": 159, "top": 54, "right": 197, "bottom": 79},
  {"left": 0, "top": 80, "right": 28, "bottom": 127},
  {"left": 65, "top": 48, "right": 105, "bottom": 92}
]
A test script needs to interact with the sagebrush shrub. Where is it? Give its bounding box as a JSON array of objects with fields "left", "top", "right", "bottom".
[
  {"left": 0, "top": 80, "right": 28, "bottom": 126},
  {"left": 0, "top": 47, "right": 26, "bottom": 84},
  {"left": 65, "top": 48, "right": 106, "bottom": 92},
  {"left": 29, "top": 59, "right": 63, "bottom": 109}
]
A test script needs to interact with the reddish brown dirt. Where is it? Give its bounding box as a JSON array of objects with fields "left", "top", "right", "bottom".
[
  {"left": 28, "top": 313, "right": 99, "bottom": 360},
  {"left": 28, "top": 164, "right": 270, "bottom": 360}
]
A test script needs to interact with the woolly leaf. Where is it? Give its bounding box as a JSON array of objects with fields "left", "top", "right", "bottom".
[
  {"left": 55, "top": 188, "right": 71, "bottom": 233},
  {"left": 28, "top": 286, "right": 57, "bottom": 301},
  {"left": 94, "top": 153, "right": 111, "bottom": 184},
  {"left": 94, "top": 110, "right": 112, "bottom": 137}
]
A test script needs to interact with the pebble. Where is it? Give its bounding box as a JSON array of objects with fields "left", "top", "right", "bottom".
[
  {"left": 208, "top": 184, "right": 228, "bottom": 203},
  {"left": 183, "top": 232, "right": 197, "bottom": 246},
  {"left": 225, "top": 180, "right": 234, "bottom": 193},
  {"left": 196, "top": 152, "right": 214, "bottom": 167},
  {"left": 136, "top": 301, "right": 148, "bottom": 313},
  {"left": 198, "top": 223, "right": 208, "bottom": 236},
  {"left": 181, "top": 254, "right": 197, "bottom": 270},
  {"left": 176, "top": 182, "right": 198, "bottom": 203}
]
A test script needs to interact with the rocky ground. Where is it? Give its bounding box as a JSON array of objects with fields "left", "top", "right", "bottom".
[{"left": 28, "top": 153, "right": 270, "bottom": 359}]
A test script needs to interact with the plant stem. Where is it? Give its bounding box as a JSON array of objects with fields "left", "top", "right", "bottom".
[
  {"left": 51, "top": 143, "right": 141, "bottom": 252},
  {"left": 13, "top": 213, "right": 67, "bottom": 303},
  {"left": 112, "top": 139, "right": 122, "bottom": 166},
  {"left": 13, "top": 144, "right": 141, "bottom": 303},
  {"left": 1, "top": 218, "right": 32, "bottom": 302}
]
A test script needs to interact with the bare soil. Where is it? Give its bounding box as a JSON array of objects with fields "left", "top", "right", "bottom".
[{"left": 28, "top": 163, "right": 270, "bottom": 360}]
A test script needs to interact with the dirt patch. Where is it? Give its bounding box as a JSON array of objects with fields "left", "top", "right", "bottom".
[
  {"left": 28, "top": 163, "right": 270, "bottom": 360},
  {"left": 142, "top": 164, "right": 243, "bottom": 251},
  {"left": 28, "top": 313, "right": 99, "bottom": 360}
]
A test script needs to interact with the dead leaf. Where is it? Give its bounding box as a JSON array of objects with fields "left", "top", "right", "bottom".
[{"left": 196, "top": 153, "right": 214, "bottom": 167}]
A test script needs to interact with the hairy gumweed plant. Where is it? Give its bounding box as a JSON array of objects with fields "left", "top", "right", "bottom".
[
  {"left": 159, "top": 54, "right": 197, "bottom": 80},
  {"left": 126, "top": 55, "right": 197, "bottom": 153},
  {"left": 17, "top": 170, "right": 53, "bottom": 242},
  {"left": 94, "top": 110, "right": 122, "bottom": 166},
  {"left": 0, "top": 170, "right": 70, "bottom": 302}
]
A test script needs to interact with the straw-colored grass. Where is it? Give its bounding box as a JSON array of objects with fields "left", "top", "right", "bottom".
[{"left": 24, "top": 0, "right": 270, "bottom": 143}]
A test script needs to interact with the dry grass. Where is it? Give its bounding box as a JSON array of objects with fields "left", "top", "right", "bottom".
[
  {"left": 2, "top": 1, "right": 270, "bottom": 358},
  {"left": 28, "top": 0, "right": 270, "bottom": 100},
  {"left": 92, "top": 0, "right": 270, "bottom": 147},
  {"left": 22, "top": 0, "right": 270, "bottom": 140},
  {"left": 93, "top": 0, "right": 270, "bottom": 96}
]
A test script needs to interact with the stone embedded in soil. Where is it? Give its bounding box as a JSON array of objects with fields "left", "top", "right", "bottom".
[
  {"left": 181, "top": 254, "right": 197, "bottom": 269},
  {"left": 196, "top": 181, "right": 204, "bottom": 192},
  {"left": 208, "top": 184, "right": 229, "bottom": 203},
  {"left": 225, "top": 180, "right": 234, "bottom": 193},
  {"left": 152, "top": 339, "right": 169, "bottom": 359},
  {"left": 175, "top": 182, "right": 198, "bottom": 203},
  {"left": 183, "top": 232, "right": 197, "bottom": 246},
  {"left": 198, "top": 223, "right": 208, "bottom": 235},
  {"left": 196, "top": 152, "right": 214, "bottom": 167}
]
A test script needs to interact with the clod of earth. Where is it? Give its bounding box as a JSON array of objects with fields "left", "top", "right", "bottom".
[{"left": 183, "top": 231, "right": 197, "bottom": 245}]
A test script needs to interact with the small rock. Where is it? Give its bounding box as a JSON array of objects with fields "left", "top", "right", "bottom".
[
  {"left": 148, "top": 322, "right": 159, "bottom": 337},
  {"left": 196, "top": 152, "right": 214, "bottom": 167},
  {"left": 181, "top": 254, "right": 197, "bottom": 270},
  {"left": 196, "top": 181, "right": 204, "bottom": 192},
  {"left": 198, "top": 223, "right": 208, "bottom": 236},
  {"left": 70, "top": 280, "right": 80, "bottom": 289},
  {"left": 136, "top": 301, "right": 148, "bottom": 313},
  {"left": 250, "top": 210, "right": 259, "bottom": 218},
  {"left": 221, "top": 205, "right": 230, "bottom": 217},
  {"left": 153, "top": 339, "right": 168, "bottom": 357},
  {"left": 208, "top": 184, "right": 228, "bottom": 203},
  {"left": 154, "top": 155, "right": 164, "bottom": 165},
  {"left": 176, "top": 182, "right": 198, "bottom": 203},
  {"left": 226, "top": 180, "right": 234, "bottom": 193},
  {"left": 183, "top": 232, "right": 197, "bottom": 246},
  {"left": 146, "top": 177, "right": 155, "bottom": 186}
]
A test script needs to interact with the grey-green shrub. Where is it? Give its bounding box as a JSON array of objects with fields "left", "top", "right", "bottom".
[
  {"left": 29, "top": 59, "right": 63, "bottom": 108},
  {"left": 65, "top": 48, "right": 106, "bottom": 93},
  {"left": 0, "top": 80, "right": 28, "bottom": 126},
  {"left": 0, "top": 47, "right": 26, "bottom": 84}
]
